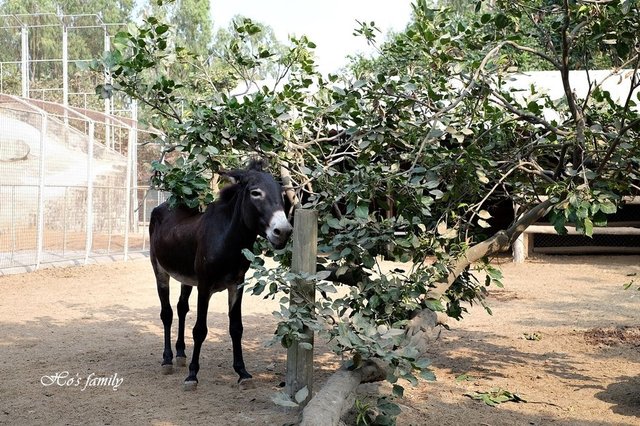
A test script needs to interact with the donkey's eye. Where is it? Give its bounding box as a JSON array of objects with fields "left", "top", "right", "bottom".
[{"left": 250, "top": 189, "right": 264, "bottom": 199}]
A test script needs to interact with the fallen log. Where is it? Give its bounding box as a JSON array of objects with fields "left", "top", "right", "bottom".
[{"left": 299, "top": 310, "right": 442, "bottom": 426}]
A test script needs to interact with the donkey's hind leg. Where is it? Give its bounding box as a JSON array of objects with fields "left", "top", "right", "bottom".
[
  {"left": 153, "top": 263, "right": 174, "bottom": 375},
  {"left": 175, "top": 284, "right": 193, "bottom": 367}
]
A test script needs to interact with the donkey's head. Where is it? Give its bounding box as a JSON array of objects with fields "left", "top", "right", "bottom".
[{"left": 223, "top": 160, "right": 292, "bottom": 249}]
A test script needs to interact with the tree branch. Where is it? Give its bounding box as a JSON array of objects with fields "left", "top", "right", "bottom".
[
  {"left": 490, "top": 92, "right": 570, "bottom": 136},
  {"left": 430, "top": 198, "right": 555, "bottom": 298},
  {"left": 502, "top": 41, "right": 562, "bottom": 70},
  {"left": 596, "top": 57, "right": 640, "bottom": 174}
]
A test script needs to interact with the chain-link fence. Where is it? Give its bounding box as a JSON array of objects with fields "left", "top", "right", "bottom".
[{"left": 0, "top": 94, "right": 165, "bottom": 274}]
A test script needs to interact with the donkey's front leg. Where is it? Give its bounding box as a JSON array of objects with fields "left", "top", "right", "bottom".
[
  {"left": 184, "top": 287, "right": 211, "bottom": 391},
  {"left": 228, "top": 284, "right": 252, "bottom": 383}
]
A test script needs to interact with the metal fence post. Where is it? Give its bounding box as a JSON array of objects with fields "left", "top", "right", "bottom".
[
  {"left": 35, "top": 114, "right": 47, "bottom": 269},
  {"left": 103, "top": 27, "right": 112, "bottom": 149},
  {"left": 62, "top": 23, "right": 68, "bottom": 114},
  {"left": 123, "top": 122, "right": 133, "bottom": 260},
  {"left": 10, "top": 186, "right": 16, "bottom": 266},
  {"left": 84, "top": 120, "right": 94, "bottom": 263},
  {"left": 21, "top": 24, "right": 29, "bottom": 98}
]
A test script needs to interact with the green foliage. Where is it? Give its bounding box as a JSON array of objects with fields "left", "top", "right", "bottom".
[
  {"left": 466, "top": 388, "right": 527, "bottom": 406},
  {"left": 354, "top": 397, "right": 401, "bottom": 426},
  {"left": 211, "top": 16, "right": 289, "bottom": 83},
  {"left": 548, "top": 189, "right": 619, "bottom": 237},
  {"left": 623, "top": 273, "right": 638, "bottom": 291},
  {"left": 523, "top": 332, "right": 542, "bottom": 341},
  {"left": 455, "top": 373, "right": 477, "bottom": 382},
  {"left": 97, "top": 0, "right": 639, "bottom": 408}
]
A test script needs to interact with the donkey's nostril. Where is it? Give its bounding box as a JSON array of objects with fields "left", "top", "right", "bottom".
[{"left": 273, "top": 228, "right": 281, "bottom": 236}]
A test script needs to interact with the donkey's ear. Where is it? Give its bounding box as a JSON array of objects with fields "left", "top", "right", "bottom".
[
  {"left": 220, "top": 169, "right": 246, "bottom": 184},
  {"left": 247, "top": 158, "right": 267, "bottom": 172}
]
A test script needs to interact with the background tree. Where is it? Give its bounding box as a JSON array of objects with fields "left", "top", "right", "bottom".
[
  {"left": 0, "top": 0, "right": 134, "bottom": 102},
  {"left": 141, "top": 0, "right": 212, "bottom": 57},
  {"left": 210, "top": 15, "right": 289, "bottom": 91}
]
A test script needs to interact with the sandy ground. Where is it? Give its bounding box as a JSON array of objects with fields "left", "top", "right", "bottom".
[{"left": 0, "top": 255, "right": 638, "bottom": 426}]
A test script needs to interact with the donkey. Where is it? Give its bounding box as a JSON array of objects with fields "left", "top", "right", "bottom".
[{"left": 149, "top": 160, "right": 292, "bottom": 389}]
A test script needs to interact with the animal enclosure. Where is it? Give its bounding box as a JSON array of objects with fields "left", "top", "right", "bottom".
[{"left": 0, "top": 94, "right": 163, "bottom": 274}]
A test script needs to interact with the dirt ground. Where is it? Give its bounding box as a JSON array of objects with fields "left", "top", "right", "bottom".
[{"left": 0, "top": 255, "right": 638, "bottom": 426}]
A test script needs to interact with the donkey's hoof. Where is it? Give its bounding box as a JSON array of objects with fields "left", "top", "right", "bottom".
[
  {"left": 238, "top": 377, "right": 255, "bottom": 390},
  {"left": 176, "top": 356, "right": 187, "bottom": 367},
  {"left": 183, "top": 380, "right": 198, "bottom": 391},
  {"left": 161, "top": 363, "right": 174, "bottom": 375}
]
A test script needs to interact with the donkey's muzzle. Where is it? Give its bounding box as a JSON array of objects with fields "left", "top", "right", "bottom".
[{"left": 266, "top": 210, "right": 292, "bottom": 249}]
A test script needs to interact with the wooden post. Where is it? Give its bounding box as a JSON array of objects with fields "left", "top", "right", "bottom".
[
  {"left": 286, "top": 209, "right": 317, "bottom": 407},
  {"left": 512, "top": 233, "right": 525, "bottom": 263},
  {"left": 523, "top": 232, "right": 534, "bottom": 258}
]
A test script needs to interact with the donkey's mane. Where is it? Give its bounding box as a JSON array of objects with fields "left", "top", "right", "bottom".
[
  {"left": 218, "top": 182, "right": 242, "bottom": 203},
  {"left": 247, "top": 158, "right": 267, "bottom": 171}
]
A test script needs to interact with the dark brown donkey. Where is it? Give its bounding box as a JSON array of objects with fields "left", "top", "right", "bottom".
[{"left": 149, "top": 160, "right": 292, "bottom": 389}]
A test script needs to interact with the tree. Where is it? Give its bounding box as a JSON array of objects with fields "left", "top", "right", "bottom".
[
  {"left": 141, "top": 0, "right": 212, "bottom": 57},
  {"left": 0, "top": 0, "right": 134, "bottom": 103},
  {"left": 210, "top": 15, "right": 289, "bottom": 88},
  {"left": 97, "top": 0, "right": 639, "bottom": 419}
]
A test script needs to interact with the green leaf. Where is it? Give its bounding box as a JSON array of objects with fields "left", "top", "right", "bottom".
[
  {"left": 456, "top": 373, "right": 475, "bottom": 382},
  {"left": 241, "top": 248, "right": 256, "bottom": 262},
  {"left": 271, "top": 392, "right": 299, "bottom": 408},
  {"left": 315, "top": 270, "right": 332, "bottom": 280},
  {"left": 583, "top": 217, "right": 594, "bottom": 237},
  {"left": 478, "top": 210, "right": 492, "bottom": 219},
  {"left": 298, "top": 342, "right": 313, "bottom": 351},
  {"left": 294, "top": 386, "right": 309, "bottom": 403},
  {"left": 413, "top": 357, "right": 431, "bottom": 369},
  {"left": 355, "top": 203, "right": 369, "bottom": 219},
  {"left": 392, "top": 384, "right": 404, "bottom": 398},
  {"left": 430, "top": 189, "right": 444, "bottom": 199},
  {"left": 424, "top": 298, "right": 445, "bottom": 312},
  {"left": 377, "top": 400, "right": 401, "bottom": 416},
  {"left": 599, "top": 201, "right": 617, "bottom": 214},
  {"left": 419, "top": 369, "right": 436, "bottom": 381},
  {"left": 155, "top": 24, "right": 169, "bottom": 35},
  {"left": 340, "top": 247, "right": 352, "bottom": 257},
  {"left": 494, "top": 13, "right": 509, "bottom": 30},
  {"left": 327, "top": 218, "right": 342, "bottom": 229}
]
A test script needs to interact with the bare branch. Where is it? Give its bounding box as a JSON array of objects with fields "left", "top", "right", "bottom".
[
  {"left": 502, "top": 41, "right": 562, "bottom": 70},
  {"left": 490, "top": 91, "right": 570, "bottom": 136},
  {"left": 560, "top": 0, "right": 581, "bottom": 122},
  {"left": 578, "top": 0, "right": 616, "bottom": 3},
  {"left": 596, "top": 56, "right": 640, "bottom": 174}
]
